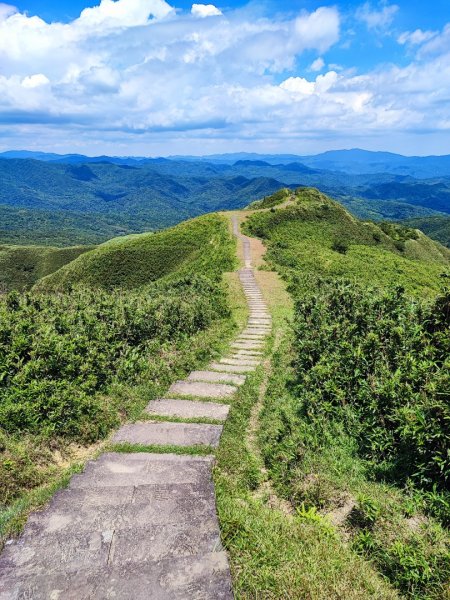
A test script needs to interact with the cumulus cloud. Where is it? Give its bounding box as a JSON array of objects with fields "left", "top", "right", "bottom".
[
  {"left": 356, "top": 1, "right": 399, "bottom": 31},
  {"left": 0, "top": 3, "right": 16, "bottom": 20},
  {"left": 21, "top": 74, "right": 50, "bottom": 88},
  {"left": 0, "top": 1, "right": 449, "bottom": 154},
  {"left": 191, "top": 4, "right": 222, "bottom": 18}
]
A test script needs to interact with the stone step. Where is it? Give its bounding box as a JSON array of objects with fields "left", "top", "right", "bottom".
[
  {"left": 232, "top": 341, "right": 265, "bottom": 350},
  {"left": 19, "top": 482, "right": 217, "bottom": 537},
  {"left": 169, "top": 380, "right": 237, "bottom": 399},
  {"left": 209, "top": 362, "right": 256, "bottom": 374},
  {"left": 70, "top": 453, "right": 214, "bottom": 489},
  {"left": 145, "top": 398, "right": 230, "bottom": 421},
  {"left": 1, "top": 519, "right": 222, "bottom": 577},
  {"left": 0, "top": 552, "right": 233, "bottom": 600},
  {"left": 187, "top": 370, "right": 246, "bottom": 386},
  {"left": 112, "top": 422, "right": 223, "bottom": 448},
  {"left": 225, "top": 351, "right": 261, "bottom": 366},
  {"left": 233, "top": 349, "right": 263, "bottom": 357}
]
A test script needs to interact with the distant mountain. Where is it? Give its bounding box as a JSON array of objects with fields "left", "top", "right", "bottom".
[{"left": 1, "top": 151, "right": 450, "bottom": 246}]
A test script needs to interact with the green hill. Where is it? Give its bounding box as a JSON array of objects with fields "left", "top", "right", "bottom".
[
  {"left": 0, "top": 244, "right": 94, "bottom": 292},
  {"left": 402, "top": 215, "right": 450, "bottom": 248},
  {"left": 35, "top": 213, "right": 235, "bottom": 291},
  {"left": 245, "top": 187, "right": 449, "bottom": 298}
]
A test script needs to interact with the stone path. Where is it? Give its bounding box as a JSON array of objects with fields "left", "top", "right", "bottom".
[{"left": 0, "top": 215, "right": 271, "bottom": 599}]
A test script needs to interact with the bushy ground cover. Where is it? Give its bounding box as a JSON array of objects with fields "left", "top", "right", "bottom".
[
  {"left": 0, "top": 213, "right": 236, "bottom": 539},
  {"left": 241, "top": 193, "right": 450, "bottom": 598}
]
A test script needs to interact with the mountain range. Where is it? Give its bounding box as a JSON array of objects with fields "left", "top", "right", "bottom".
[{"left": 0, "top": 149, "right": 449, "bottom": 245}]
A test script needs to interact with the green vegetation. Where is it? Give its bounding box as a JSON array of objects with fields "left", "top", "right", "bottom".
[
  {"left": 403, "top": 215, "right": 450, "bottom": 248},
  {"left": 244, "top": 187, "right": 449, "bottom": 298},
  {"left": 36, "top": 214, "right": 235, "bottom": 291},
  {"left": 0, "top": 214, "right": 236, "bottom": 535},
  {"left": 237, "top": 190, "right": 450, "bottom": 598},
  {"left": 0, "top": 244, "right": 94, "bottom": 292}
]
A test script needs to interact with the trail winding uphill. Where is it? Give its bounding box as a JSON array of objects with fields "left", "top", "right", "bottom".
[{"left": 0, "top": 216, "right": 272, "bottom": 599}]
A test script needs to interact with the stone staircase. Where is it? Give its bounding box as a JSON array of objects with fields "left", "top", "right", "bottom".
[{"left": 0, "top": 218, "right": 271, "bottom": 599}]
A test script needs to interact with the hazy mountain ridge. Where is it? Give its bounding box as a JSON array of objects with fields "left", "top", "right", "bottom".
[{"left": 1, "top": 150, "right": 449, "bottom": 245}]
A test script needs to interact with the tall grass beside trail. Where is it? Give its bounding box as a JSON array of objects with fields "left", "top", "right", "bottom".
[{"left": 259, "top": 280, "right": 450, "bottom": 599}]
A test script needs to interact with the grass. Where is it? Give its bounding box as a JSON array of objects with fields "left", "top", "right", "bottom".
[
  {"left": 243, "top": 187, "right": 449, "bottom": 299},
  {"left": 36, "top": 213, "right": 236, "bottom": 291},
  {"left": 0, "top": 243, "right": 94, "bottom": 292},
  {"left": 106, "top": 443, "right": 214, "bottom": 455},
  {"left": 214, "top": 347, "right": 400, "bottom": 598}
]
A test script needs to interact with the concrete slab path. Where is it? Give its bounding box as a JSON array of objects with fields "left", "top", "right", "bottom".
[{"left": 0, "top": 214, "right": 272, "bottom": 599}]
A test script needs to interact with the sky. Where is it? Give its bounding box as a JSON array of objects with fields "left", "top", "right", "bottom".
[{"left": 0, "top": 0, "right": 449, "bottom": 156}]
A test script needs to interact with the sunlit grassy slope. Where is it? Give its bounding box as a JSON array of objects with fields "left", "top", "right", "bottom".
[
  {"left": 245, "top": 187, "right": 449, "bottom": 298},
  {"left": 36, "top": 213, "right": 235, "bottom": 291},
  {"left": 0, "top": 244, "right": 94, "bottom": 292}
]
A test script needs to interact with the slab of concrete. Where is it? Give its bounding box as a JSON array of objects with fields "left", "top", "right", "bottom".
[
  {"left": 112, "top": 422, "right": 223, "bottom": 448},
  {"left": 0, "top": 552, "right": 233, "bottom": 600},
  {"left": 169, "top": 380, "right": 237, "bottom": 399},
  {"left": 145, "top": 398, "right": 230, "bottom": 421},
  {"left": 187, "top": 370, "right": 246, "bottom": 386},
  {"left": 70, "top": 453, "right": 214, "bottom": 488},
  {"left": 209, "top": 362, "right": 256, "bottom": 374}
]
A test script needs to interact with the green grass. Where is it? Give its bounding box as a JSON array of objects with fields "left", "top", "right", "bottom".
[
  {"left": 244, "top": 188, "right": 449, "bottom": 299},
  {"left": 106, "top": 443, "right": 214, "bottom": 455},
  {"left": 0, "top": 243, "right": 94, "bottom": 292},
  {"left": 259, "top": 331, "right": 450, "bottom": 599},
  {"left": 35, "top": 213, "right": 236, "bottom": 291},
  {"left": 403, "top": 215, "right": 450, "bottom": 248},
  {"left": 214, "top": 350, "right": 400, "bottom": 598}
]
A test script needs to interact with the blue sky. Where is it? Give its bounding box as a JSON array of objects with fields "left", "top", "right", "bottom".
[{"left": 0, "top": 0, "right": 449, "bottom": 155}]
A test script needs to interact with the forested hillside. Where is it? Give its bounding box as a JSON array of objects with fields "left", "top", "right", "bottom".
[{"left": 1, "top": 155, "right": 449, "bottom": 246}]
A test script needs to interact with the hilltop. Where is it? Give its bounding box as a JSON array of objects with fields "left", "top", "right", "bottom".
[{"left": 245, "top": 187, "right": 449, "bottom": 298}]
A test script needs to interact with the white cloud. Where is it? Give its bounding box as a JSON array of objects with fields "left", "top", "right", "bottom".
[
  {"left": 0, "top": 1, "right": 449, "bottom": 154},
  {"left": 398, "top": 29, "right": 437, "bottom": 46},
  {"left": 0, "top": 3, "right": 16, "bottom": 20},
  {"left": 356, "top": 2, "right": 399, "bottom": 31},
  {"left": 191, "top": 4, "right": 222, "bottom": 18},
  {"left": 21, "top": 74, "right": 50, "bottom": 88},
  {"left": 310, "top": 57, "right": 325, "bottom": 72}
]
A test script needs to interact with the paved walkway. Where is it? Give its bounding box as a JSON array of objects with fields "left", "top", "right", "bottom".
[{"left": 0, "top": 216, "right": 271, "bottom": 599}]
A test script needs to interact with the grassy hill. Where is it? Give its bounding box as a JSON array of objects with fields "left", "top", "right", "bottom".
[
  {"left": 245, "top": 187, "right": 449, "bottom": 298},
  {"left": 0, "top": 244, "right": 94, "bottom": 292},
  {"left": 403, "top": 215, "right": 450, "bottom": 248},
  {"left": 1, "top": 212, "right": 237, "bottom": 536},
  {"left": 235, "top": 189, "right": 450, "bottom": 599},
  {"left": 36, "top": 213, "right": 235, "bottom": 291}
]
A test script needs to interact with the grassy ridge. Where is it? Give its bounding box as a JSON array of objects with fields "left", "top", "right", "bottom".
[
  {"left": 36, "top": 214, "right": 235, "bottom": 291},
  {"left": 403, "top": 215, "right": 450, "bottom": 249},
  {"left": 245, "top": 188, "right": 449, "bottom": 298},
  {"left": 240, "top": 191, "right": 450, "bottom": 598},
  {"left": 0, "top": 244, "right": 94, "bottom": 292},
  {"left": 1, "top": 213, "right": 237, "bottom": 538}
]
